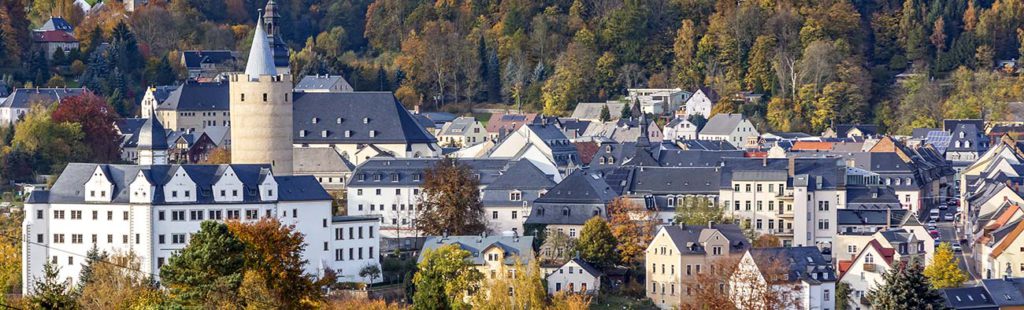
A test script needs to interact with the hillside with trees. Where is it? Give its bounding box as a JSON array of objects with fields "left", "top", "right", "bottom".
[{"left": 2, "top": 0, "right": 1024, "bottom": 134}]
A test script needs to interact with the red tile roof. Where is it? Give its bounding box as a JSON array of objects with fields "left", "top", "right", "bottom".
[
  {"left": 33, "top": 30, "right": 77, "bottom": 43},
  {"left": 791, "top": 141, "right": 834, "bottom": 151}
]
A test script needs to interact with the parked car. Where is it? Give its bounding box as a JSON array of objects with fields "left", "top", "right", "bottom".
[
  {"left": 930, "top": 208, "right": 941, "bottom": 221},
  {"left": 930, "top": 230, "right": 940, "bottom": 238},
  {"left": 944, "top": 213, "right": 955, "bottom": 221},
  {"left": 939, "top": 204, "right": 948, "bottom": 210},
  {"left": 928, "top": 223, "right": 937, "bottom": 231},
  {"left": 952, "top": 243, "right": 962, "bottom": 252}
]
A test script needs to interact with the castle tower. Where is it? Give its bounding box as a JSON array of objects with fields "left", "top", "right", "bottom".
[
  {"left": 138, "top": 108, "right": 168, "bottom": 165},
  {"left": 229, "top": 13, "right": 293, "bottom": 175},
  {"left": 263, "top": 1, "right": 291, "bottom": 75}
]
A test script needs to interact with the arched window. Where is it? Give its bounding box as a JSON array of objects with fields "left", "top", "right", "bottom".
[{"left": 865, "top": 253, "right": 874, "bottom": 264}]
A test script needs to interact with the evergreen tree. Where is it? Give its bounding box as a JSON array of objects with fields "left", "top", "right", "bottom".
[
  {"left": 145, "top": 56, "right": 177, "bottom": 86},
  {"left": 83, "top": 26, "right": 104, "bottom": 57},
  {"left": 575, "top": 216, "right": 618, "bottom": 269},
  {"left": 160, "top": 221, "right": 246, "bottom": 309},
  {"left": 620, "top": 102, "right": 632, "bottom": 119},
  {"left": 51, "top": 48, "right": 67, "bottom": 67},
  {"left": 28, "top": 261, "right": 79, "bottom": 309},
  {"left": 599, "top": 104, "right": 611, "bottom": 122},
  {"left": 868, "top": 261, "right": 944, "bottom": 309},
  {"left": 0, "top": 27, "right": 6, "bottom": 68},
  {"left": 77, "top": 245, "right": 108, "bottom": 291},
  {"left": 29, "top": 50, "right": 49, "bottom": 86},
  {"left": 924, "top": 243, "right": 968, "bottom": 289}
]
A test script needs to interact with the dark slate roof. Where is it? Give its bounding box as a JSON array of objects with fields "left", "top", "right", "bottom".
[
  {"left": 699, "top": 114, "right": 746, "bottom": 136},
  {"left": 981, "top": 277, "right": 1024, "bottom": 307},
  {"left": 941, "top": 286, "right": 997, "bottom": 310},
  {"left": 411, "top": 114, "right": 437, "bottom": 130},
  {"left": 293, "top": 92, "right": 437, "bottom": 144},
  {"left": 161, "top": 82, "right": 229, "bottom": 111},
  {"left": 846, "top": 185, "right": 901, "bottom": 207},
  {"left": 677, "top": 139, "right": 738, "bottom": 151},
  {"left": 486, "top": 160, "right": 555, "bottom": 190},
  {"left": 662, "top": 224, "right": 749, "bottom": 255},
  {"left": 623, "top": 167, "right": 721, "bottom": 195},
  {"left": 837, "top": 209, "right": 907, "bottom": 226},
  {"left": 137, "top": 116, "right": 169, "bottom": 150},
  {"left": 657, "top": 149, "right": 744, "bottom": 167},
  {"left": 568, "top": 258, "right": 603, "bottom": 277},
  {"left": 181, "top": 50, "right": 237, "bottom": 69},
  {"left": 419, "top": 235, "right": 535, "bottom": 266},
  {"left": 331, "top": 215, "right": 378, "bottom": 223},
  {"left": 148, "top": 85, "right": 177, "bottom": 104},
  {"left": 1, "top": 88, "right": 86, "bottom": 109},
  {"left": 719, "top": 157, "right": 846, "bottom": 190},
  {"left": 749, "top": 247, "right": 836, "bottom": 284},
  {"left": 38, "top": 17, "right": 73, "bottom": 32},
  {"left": 948, "top": 123, "right": 990, "bottom": 153},
  {"left": 295, "top": 75, "right": 348, "bottom": 91},
  {"left": 421, "top": 112, "right": 458, "bottom": 125},
  {"left": 833, "top": 124, "right": 878, "bottom": 137},
  {"left": 32, "top": 163, "right": 330, "bottom": 205},
  {"left": 347, "top": 158, "right": 514, "bottom": 187},
  {"left": 533, "top": 170, "right": 617, "bottom": 205},
  {"left": 115, "top": 118, "right": 146, "bottom": 136},
  {"left": 944, "top": 119, "right": 985, "bottom": 132}
]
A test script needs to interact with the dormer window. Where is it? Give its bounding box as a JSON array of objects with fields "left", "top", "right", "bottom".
[
  {"left": 391, "top": 174, "right": 399, "bottom": 182},
  {"left": 363, "top": 117, "right": 370, "bottom": 124},
  {"left": 299, "top": 130, "right": 306, "bottom": 137},
  {"left": 413, "top": 174, "right": 421, "bottom": 181},
  {"left": 510, "top": 191, "right": 522, "bottom": 201},
  {"left": 369, "top": 130, "right": 377, "bottom": 138},
  {"left": 562, "top": 208, "right": 570, "bottom": 216},
  {"left": 345, "top": 130, "right": 352, "bottom": 137},
  {"left": 312, "top": 117, "right": 319, "bottom": 124},
  {"left": 321, "top": 130, "right": 329, "bottom": 137},
  {"left": 337, "top": 117, "right": 343, "bottom": 124}
]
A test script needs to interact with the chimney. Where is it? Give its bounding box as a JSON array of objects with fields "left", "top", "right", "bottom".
[
  {"left": 762, "top": 156, "right": 767, "bottom": 167},
  {"left": 788, "top": 157, "right": 796, "bottom": 177},
  {"left": 886, "top": 208, "right": 892, "bottom": 228},
  {"left": 414, "top": 103, "right": 421, "bottom": 114},
  {"left": 708, "top": 221, "right": 715, "bottom": 228}
]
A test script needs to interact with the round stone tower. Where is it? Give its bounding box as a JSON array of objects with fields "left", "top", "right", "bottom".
[{"left": 229, "top": 13, "right": 293, "bottom": 175}]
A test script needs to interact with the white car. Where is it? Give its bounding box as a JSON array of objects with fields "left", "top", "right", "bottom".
[
  {"left": 939, "top": 204, "right": 948, "bottom": 210},
  {"left": 944, "top": 213, "right": 955, "bottom": 221},
  {"left": 930, "top": 209, "right": 941, "bottom": 221},
  {"left": 952, "top": 243, "right": 962, "bottom": 252}
]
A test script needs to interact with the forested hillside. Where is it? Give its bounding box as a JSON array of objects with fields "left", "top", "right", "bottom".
[{"left": 3, "top": 0, "right": 1024, "bottom": 134}]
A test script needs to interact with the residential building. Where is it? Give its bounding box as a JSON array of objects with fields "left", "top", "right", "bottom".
[
  {"left": 419, "top": 234, "right": 534, "bottom": 281},
  {"left": 293, "top": 147, "right": 353, "bottom": 191},
  {"left": 975, "top": 202, "right": 1024, "bottom": 279},
  {"left": 0, "top": 88, "right": 86, "bottom": 125},
  {"left": 837, "top": 230, "right": 927, "bottom": 310},
  {"left": 822, "top": 124, "right": 879, "bottom": 139},
  {"left": 627, "top": 88, "right": 689, "bottom": 115},
  {"left": 698, "top": 114, "right": 759, "bottom": 148},
  {"left": 616, "top": 166, "right": 722, "bottom": 225},
  {"left": 294, "top": 75, "right": 354, "bottom": 93},
  {"left": 682, "top": 87, "right": 718, "bottom": 118},
  {"left": 21, "top": 163, "right": 381, "bottom": 294},
  {"left": 346, "top": 158, "right": 527, "bottom": 238},
  {"left": 946, "top": 120, "right": 990, "bottom": 169},
  {"left": 489, "top": 123, "right": 579, "bottom": 177},
  {"left": 437, "top": 116, "right": 489, "bottom": 147},
  {"left": 481, "top": 160, "right": 557, "bottom": 235},
  {"left": 730, "top": 247, "right": 836, "bottom": 310},
  {"left": 545, "top": 258, "right": 602, "bottom": 295},
  {"left": 572, "top": 102, "right": 626, "bottom": 122},
  {"left": 662, "top": 117, "right": 698, "bottom": 141},
  {"left": 524, "top": 170, "right": 617, "bottom": 239},
  {"left": 179, "top": 50, "right": 239, "bottom": 79},
  {"left": 646, "top": 223, "right": 750, "bottom": 309},
  {"left": 940, "top": 277, "right": 1024, "bottom": 309},
  {"left": 581, "top": 117, "right": 663, "bottom": 143},
  {"left": 719, "top": 157, "right": 845, "bottom": 248},
  {"left": 151, "top": 81, "right": 231, "bottom": 133},
  {"left": 33, "top": 17, "right": 77, "bottom": 59},
  {"left": 485, "top": 113, "right": 540, "bottom": 141}
]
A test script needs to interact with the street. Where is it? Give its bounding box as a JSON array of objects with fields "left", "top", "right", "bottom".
[{"left": 919, "top": 198, "right": 978, "bottom": 281}]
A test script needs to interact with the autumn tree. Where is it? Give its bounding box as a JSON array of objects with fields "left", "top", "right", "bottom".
[
  {"left": 52, "top": 92, "right": 121, "bottom": 163},
  {"left": 12, "top": 104, "right": 87, "bottom": 174},
  {"left": 78, "top": 253, "right": 164, "bottom": 309},
  {"left": 731, "top": 253, "right": 802, "bottom": 309},
  {"left": 540, "top": 231, "right": 576, "bottom": 264},
  {"left": 868, "top": 261, "right": 944, "bottom": 309},
  {"left": 412, "top": 244, "right": 482, "bottom": 310},
  {"left": 471, "top": 259, "right": 547, "bottom": 309},
  {"left": 160, "top": 221, "right": 246, "bottom": 309},
  {"left": 227, "top": 218, "right": 323, "bottom": 308},
  {"left": 201, "top": 148, "right": 231, "bottom": 164},
  {"left": 685, "top": 256, "right": 740, "bottom": 309},
  {"left": 607, "top": 197, "right": 657, "bottom": 266},
  {"left": 0, "top": 211, "right": 21, "bottom": 306},
  {"left": 542, "top": 28, "right": 598, "bottom": 115},
  {"left": 418, "top": 157, "right": 486, "bottom": 236},
  {"left": 752, "top": 235, "right": 782, "bottom": 248},
  {"left": 923, "top": 243, "right": 967, "bottom": 289},
  {"left": 549, "top": 292, "right": 592, "bottom": 310},
  {"left": 673, "top": 19, "right": 701, "bottom": 89},
  {"left": 575, "top": 216, "right": 618, "bottom": 269}
]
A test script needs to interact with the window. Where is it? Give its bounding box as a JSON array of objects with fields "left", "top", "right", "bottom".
[
  {"left": 71, "top": 234, "right": 82, "bottom": 244},
  {"left": 189, "top": 210, "right": 204, "bottom": 221},
  {"left": 493, "top": 211, "right": 499, "bottom": 219},
  {"left": 510, "top": 192, "right": 522, "bottom": 201},
  {"left": 159, "top": 235, "right": 165, "bottom": 244},
  {"left": 53, "top": 210, "right": 65, "bottom": 219},
  {"left": 36, "top": 210, "right": 43, "bottom": 219},
  {"left": 227, "top": 210, "right": 240, "bottom": 220},
  {"left": 172, "top": 234, "right": 186, "bottom": 244},
  {"left": 824, "top": 289, "right": 831, "bottom": 301},
  {"left": 712, "top": 246, "right": 722, "bottom": 256},
  {"left": 209, "top": 210, "right": 223, "bottom": 220},
  {"left": 569, "top": 228, "right": 576, "bottom": 238},
  {"left": 158, "top": 211, "right": 165, "bottom": 221},
  {"left": 756, "top": 184, "right": 762, "bottom": 192},
  {"left": 512, "top": 211, "right": 518, "bottom": 219},
  {"left": 245, "top": 209, "right": 258, "bottom": 220},
  {"left": 70, "top": 210, "right": 82, "bottom": 220},
  {"left": 865, "top": 253, "right": 874, "bottom": 264},
  {"left": 172, "top": 210, "right": 185, "bottom": 221},
  {"left": 123, "top": 211, "right": 129, "bottom": 220}
]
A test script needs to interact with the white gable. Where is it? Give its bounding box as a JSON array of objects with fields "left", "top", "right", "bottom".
[
  {"left": 129, "top": 171, "right": 154, "bottom": 204},
  {"left": 259, "top": 172, "right": 278, "bottom": 201},
  {"left": 163, "top": 166, "right": 197, "bottom": 203},
  {"left": 212, "top": 166, "right": 244, "bottom": 202},
  {"left": 84, "top": 166, "right": 114, "bottom": 202}
]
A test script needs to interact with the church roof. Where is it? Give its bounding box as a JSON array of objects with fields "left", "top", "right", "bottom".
[{"left": 244, "top": 14, "right": 278, "bottom": 78}]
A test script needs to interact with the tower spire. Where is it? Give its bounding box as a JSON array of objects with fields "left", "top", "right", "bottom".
[{"left": 244, "top": 11, "right": 277, "bottom": 79}]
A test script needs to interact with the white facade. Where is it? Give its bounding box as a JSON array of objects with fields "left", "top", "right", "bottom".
[
  {"left": 662, "top": 118, "right": 698, "bottom": 141},
  {"left": 545, "top": 259, "right": 601, "bottom": 295},
  {"left": 730, "top": 251, "right": 834, "bottom": 310},
  {"left": 683, "top": 88, "right": 715, "bottom": 118},
  {"left": 627, "top": 88, "right": 689, "bottom": 115},
  {"left": 721, "top": 177, "right": 841, "bottom": 248},
  {"left": 346, "top": 181, "right": 422, "bottom": 239},
  {"left": 21, "top": 164, "right": 381, "bottom": 294}
]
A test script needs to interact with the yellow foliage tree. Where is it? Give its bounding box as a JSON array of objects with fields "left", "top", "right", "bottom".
[{"left": 923, "top": 243, "right": 967, "bottom": 289}]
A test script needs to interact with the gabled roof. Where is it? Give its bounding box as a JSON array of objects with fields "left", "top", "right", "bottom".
[
  {"left": 571, "top": 102, "right": 625, "bottom": 121},
  {"left": 293, "top": 147, "right": 353, "bottom": 175},
  {"left": 699, "top": 113, "right": 746, "bottom": 136},
  {"left": 181, "top": 50, "right": 237, "bottom": 69},
  {"left": 990, "top": 218, "right": 1024, "bottom": 259},
  {"left": 748, "top": 246, "right": 836, "bottom": 284},
  {"left": 294, "top": 75, "right": 352, "bottom": 92},
  {"left": 940, "top": 286, "right": 996, "bottom": 309},
  {"left": 833, "top": 124, "right": 878, "bottom": 137},
  {"left": 660, "top": 224, "right": 749, "bottom": 255},
  {"left": 160, "top": 82, "right": 229, "bottom": 111},
  {"left": 791, "top": 141, "right": 834, "bottom": 151},
  {"left": 486, "top": 160, "right": 555, "bottom": 190},
  {"left": 837, "top": 209, "right": 907, "bottom": 226},
  {"left": 486, "top": 113, "right": 539, "bottom": 134},
  {"left": 566, "top": 258, "right": 603, "bottom": 277},
  {"left": 292, "top": 92, "right": 437, "bottom": 144},
  {"left": 533, "top": 170, "right": 617, "bottom": 205},
  {"left": 438, "top": 117, "right": 480, "bottom": 136},
  {"left": 1, "top": 88, "right": 86, "bottom": 109},
  {"left": 32, "top": 163, "right": 330, "bottom": 205},
  {"left": 419, "top": 235, "right": 535, "bottom": 266}
]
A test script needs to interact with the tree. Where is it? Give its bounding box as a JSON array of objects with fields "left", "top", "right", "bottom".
[
  {"left": 52, "top": 92, "right": 121, "bottom": 163},
  {"left": 542, "top": 28, "right": 598, "bottom": 115},
  {"left": 731, "top": 253, "right": 802, "bottom": 309},
  {"left": 359, "top": 264, "right": 382, "bottom": 284},
  {"left": 0, "top": 211, "right": 22, "bottom": 307},
  {"left": 575, "top": 217, "right": 618, "bottom": 269},
  {"left": 836, "top": 281, "right": 852, "bottom": 310},
  {"left": 620, "top": 102, "right": 632, "bottom": 119},
  {"left": 868, "top": 261, "right": 944, "bottom": 309},
  {"left": 28, "top": 261, "right": 78, "bottom": 309},
  {"left": 202, "top": 148, "right": 231, "bottom": 164},
  {"left": 417, "top": 158, "right": 486, "bottom": 236},
  {"left": 673, "top": 19, "right": 701, "bottom": 89},
  {"left": 412, "top": 244, "right": 482, "bottom": 310},
  {"left": 471, "top": 259, "right": 547, "bottom": 309},
  {"left": 160, "top": 221, "right": 246, "bottom": 309},
  {"left": 227, "top": 218, "right": 322, "bottom": 308},
  {"left": 77, "top": 245, "right": 108, "bottom": 291},
  {"left": 145, "top": 56, "right": 177, "bottom": 86},
  {"left": 12, "top": 104, "right": 87, "bottom": 174},
  {"left": 607, "top": 197, "right": 657, "bottom": 266},
  {"left": 753, "top": 235, "right": 782, "bottom": 248},
  {"left": 539, "top": 231, "right": 575, "bottom": 264},
  {"left": 79, "top": 253, "right": 164, "bottom": 309},
  {"left": 549, "top": 292, "right": 592, "bottom": 310},
  {"left": 686, "top": 256, "right": 740, "bottom": 308},
  {"left": 673, "top": 197, "right": 724, "bottom": 226},
  {"left": 599, "top": 104, "right": 611, "bottom": 122},
  {"left": 924, "top": 243, "right": 967, "bottom": 289}
]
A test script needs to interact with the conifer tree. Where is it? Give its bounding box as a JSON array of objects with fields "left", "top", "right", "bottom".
[
  {"left": 599, "top": 104, "right": 611, "bottom": 122},
  {"left": 29, "top": 261, "right": 78, "bottom": 309},
  {"left": 160, "top": 221, "right": 246, "bottom": 308},
  {"left": 868, "top": 261, "right": 944, "bottom": 309}
]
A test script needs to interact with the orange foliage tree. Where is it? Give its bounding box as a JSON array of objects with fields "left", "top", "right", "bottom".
[{"left": 606, "top": 197, "right": 658, "bottom": 266}]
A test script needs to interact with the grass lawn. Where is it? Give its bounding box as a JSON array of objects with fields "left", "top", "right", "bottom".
[{"left": 589, "top": 294, "right": 658, "bottom": 310}]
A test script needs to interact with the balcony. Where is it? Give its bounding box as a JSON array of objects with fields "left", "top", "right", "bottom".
[{"left": 863, "top": 263, "right": 876, "bottom": 272}]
